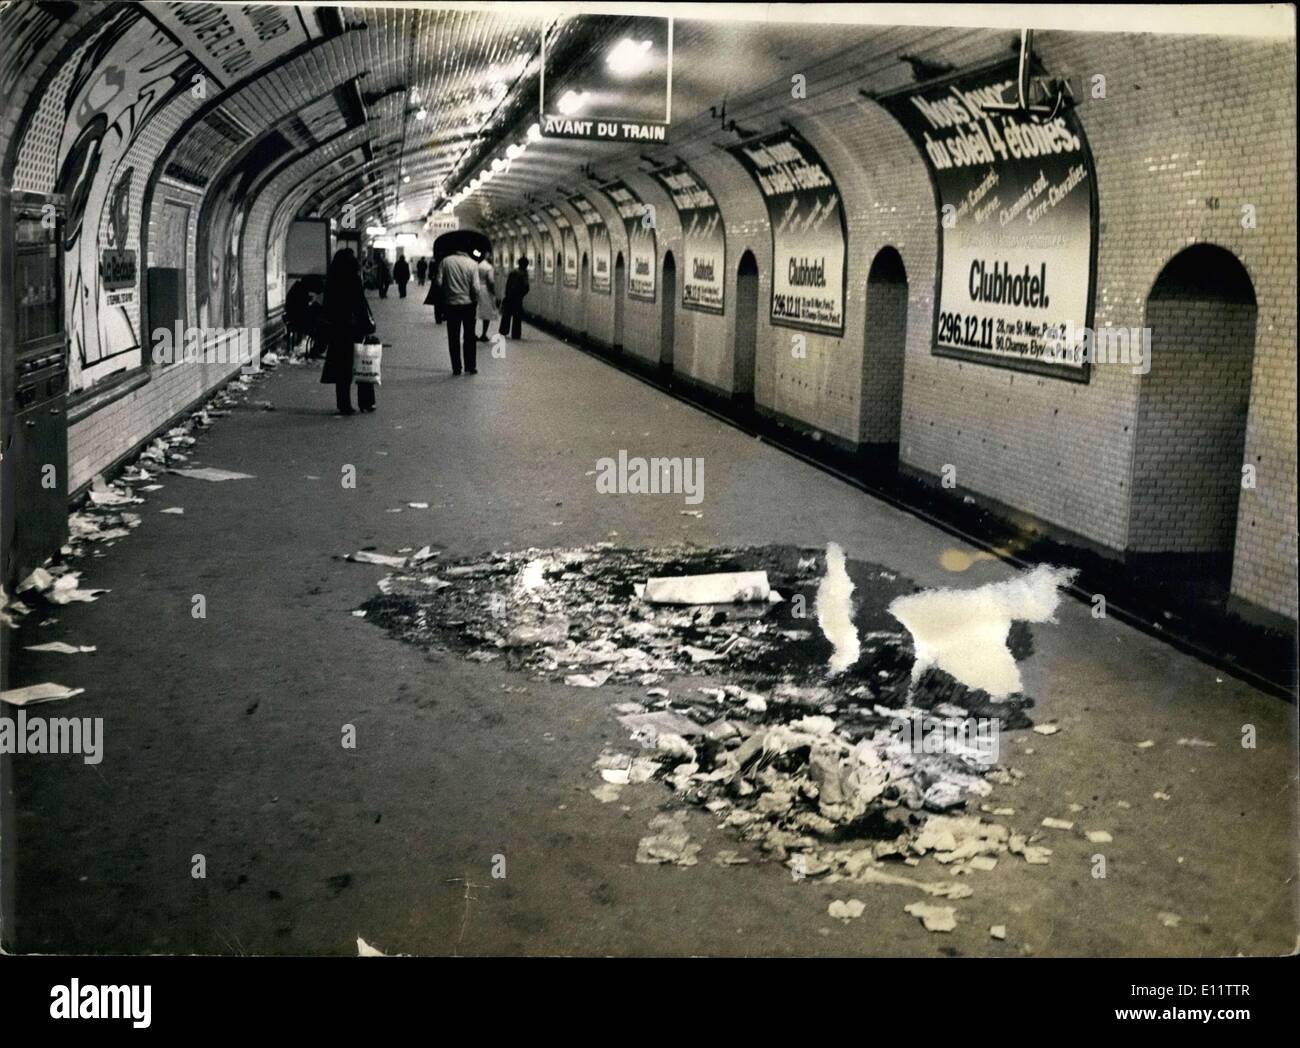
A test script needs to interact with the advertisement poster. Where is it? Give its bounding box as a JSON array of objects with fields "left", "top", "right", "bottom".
[
  {"left": 569, "top": 193, "right": 610, "bottom": 293},
  {"left": 875, "top": 58, "right": 1097, "bottom": 380},
  {"left": 532, "top": 214, "right": 555, "bottom": 284},
  {"left": 601, "top": 179, "right": 656, "bottom": 302},
  {"left": 651, "top": 159, "right": 725, "bottom": 313},
  {"left": 547, "top": 205, "right": 579, "bottom": 288},
  {"left": 727, "top": 128, "right": 845, "bottom": 335}
]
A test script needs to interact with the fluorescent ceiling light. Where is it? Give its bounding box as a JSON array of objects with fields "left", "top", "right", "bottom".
[{"left": 606, "top": 37, "right": 653, "bottom": 76}]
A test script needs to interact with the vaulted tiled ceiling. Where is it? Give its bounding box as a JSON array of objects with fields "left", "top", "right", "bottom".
[{"left": 5, "top": 3, "right": 1005, "bottom": 234}]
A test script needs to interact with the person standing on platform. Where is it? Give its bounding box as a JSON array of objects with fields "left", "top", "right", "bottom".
[
  {"left": 416, "top": 257, "right": 428, "bottom": 286},
  {"left": 393, "top": 254, "right": 410, "bottom": 298},
  {"left": 476, "top": 251, "right": 499, "bottom": 342},
  {"left": 434, "top": 247, "right": 481, "bottom": 375},
  {"left": 319, "top": 248, "right": 377, "bottom": 415},
  {"left": 376, "top": 255, "right": 392, "bottom": 299},
  {"left": 498, "top": 257, "right": 530, "bottom": 341}
]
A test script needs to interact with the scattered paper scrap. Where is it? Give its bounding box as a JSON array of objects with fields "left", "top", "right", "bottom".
[
  {"left": 1086, "top": 830, "right": 1113, "bottom": 844},
  {"left": 1, "top": 682, "right": 86, "bottom": 706},
  {"left": 356, "top": 937, "right": 386, "bottom": 957},
  {"left": 990, "top": 924, "right": 1007, "bottom": 940},
  {"left": 1041, "top": 817, "right": 1074, "bottom": 831},
  {"left": 643, "top": 571, "right": 770, "bottom": 605},
  {"left": 170, "top": 467, "right": 255, "bottom": 482},
  {"left": 904, "top": 901, "right": 957, "bottom": 932},
  {"left": 347, "top": 551, "right": 408, "bottom": 567},
  {"left": 829, "top": 899, "right": 866, "bottom": 921},
  {"left": 160, "top": 507, "right": 185, "bottom": 515},
  {"left": 23, "top": 642, "right": 96, "bottom": 654}
]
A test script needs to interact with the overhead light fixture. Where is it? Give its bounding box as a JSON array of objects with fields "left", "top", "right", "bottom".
[
  {"left": 491, "top": 158, "right": 505, "bottom": 172},
  {"left": 506, "top": 143, "right": 523, "bottom": 159},
  {"left": 526, "top": 122, "right": 542, "bottom": 142},
  {"left": 403, "top": 175, "right": 411, "bottom": 183},
  {"left": 416, "top": 108, "right": 427, "bottom": 121},
  {"left": 606, "top": 37, "right": 653, "bottom": 76},
  {"left": 365, "top": 225, "right": 387, "bottom": 235},
  {"left": 557, "top": 89, "right": 587, "bottom": 115}
]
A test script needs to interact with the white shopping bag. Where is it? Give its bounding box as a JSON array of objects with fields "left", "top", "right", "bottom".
[{"left": 353, "top": 338, "right": 382, "bottom": 384}]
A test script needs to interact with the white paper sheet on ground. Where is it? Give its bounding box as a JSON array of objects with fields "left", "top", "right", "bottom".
[
  {"left": 24, "top": 642, "right": 96, "bottom": 654},
  {"left": 47, "top": 574, "right": 108, "bottom": 604},
  {"left": 1, "top": 682, "right": 86, "bottom": 706},
  {"left": 160, "top": 507, "right": 184, "bottom": 515},
  {"left": 356, "top": 937, "right": 386, "bottom": 957},
  {"left": 18, "top": 567, "right": 55, "bottom": 595},
  {"left": 888, "top": 564, "right": 1077, "bottom": 698},
  {"left": 904, "top": 901, "right": 957, "bottom": 932},
  {"left": 643, "top": 571, "right": 769, "bottom": 605},
  {"left": 347, "top": 551, "right": 408, "bottom": 567},
  {"left": 816, "top": 543, "right": 860, "bottom": 673},
  {"left": 170, "top": 467, "right": 255, "bottom": 482}
]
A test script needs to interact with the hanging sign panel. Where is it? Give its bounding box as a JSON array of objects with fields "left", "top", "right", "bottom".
[
  {"left": 601, "top": 180, "right": 656, "bottom": 302},
  {"left": 726, "top": 128, "right": 846, "bottom": 336},
  {"left": 541, "top": 15, "right": 672, "bottom": 143},
  {"left": 569, "top": 193, "right": 611, "bottom": 293},
  {"left": 874, "top": 58, "right": 1098, "bottom": 380},
  {"left": 651, "top": 159, "right": 725, "bottom": 314}
]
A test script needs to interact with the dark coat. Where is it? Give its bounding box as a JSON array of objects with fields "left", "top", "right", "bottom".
[
  {"left": 319, "top": 275, "right": 374, "bottom": 384},
  {"left": 504, "top": 269, "right": 530, "bottom": 303},
  {"left": 393, "top": 258, "right": 410, "bottom": 284}
]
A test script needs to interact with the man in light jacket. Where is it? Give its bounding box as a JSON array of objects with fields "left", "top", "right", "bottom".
[{"left": 434, "top": 248, "right": 481, "bottom": 375}]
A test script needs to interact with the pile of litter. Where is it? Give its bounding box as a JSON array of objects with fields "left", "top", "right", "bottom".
[
  {"left": 2, "top": 369, "right": 268, "bottom": 632},
  {"left": 361, "top": 543, "right": 1072, "bottom": 917},
  {"left": 361, "top": 543, "right": 1037, "bottom": 725}
]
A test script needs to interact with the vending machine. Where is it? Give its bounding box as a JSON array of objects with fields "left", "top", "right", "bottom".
[{"left": 1, "top": 189, "right": 69, "bottom": 596}]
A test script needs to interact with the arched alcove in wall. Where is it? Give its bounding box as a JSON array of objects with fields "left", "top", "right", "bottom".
[
  {"left": 861, "top": 245, "right": 908, "bottom": 458},
  {"left": 1131, "top": 244, "right": 1257, "bottom": 574},
  {"left": 660, "top": 250, "right": 676, "bottom": 370},
  {"left": 734, "top": 250, "right": 759, "bottom": 408}
]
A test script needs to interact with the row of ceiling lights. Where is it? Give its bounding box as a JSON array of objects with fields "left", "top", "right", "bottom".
[{"left": 436, "top": 34, "right": 656, "bottom": 214}]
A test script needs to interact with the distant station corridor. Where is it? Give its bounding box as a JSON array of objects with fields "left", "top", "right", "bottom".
[{"left": 6, "top": 293, "right": 1295, "bottom": 956}]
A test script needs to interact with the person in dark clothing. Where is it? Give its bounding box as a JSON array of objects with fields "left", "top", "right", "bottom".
[
  {"left": 434, "top": 248, "right": 480, "bottom": 374},
  {"left": 319, "top": 248, "right": 377, "bottom": 415},
  {"left": 416, "top": 257, "right": 428, "bottom": 286},
  {"left": 285, "top": 275, "right": 325, "bottom": 356},
  {"left": 499, "top": 257, "right": 530, "bottom": 340},
  {"left": 376, "top": 256, "right": 392, "bottom": 299},
  {"left": 393, "top": 255, "right": 411, "bottom": 298}
]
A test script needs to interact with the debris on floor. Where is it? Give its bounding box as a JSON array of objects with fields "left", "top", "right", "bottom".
[
  {"left": 169, "top": 466, "right": 256, "bottom": 482},
  {"left": 23, "top": 642, "right": 96, "bottom": 654},
  {"left": 888, "top": 564, "right": 1077, "bottom": 699},
  {"left": 360, "top": 542, "right": 1072, "bottom": 923},
  {"left": 1, "top": 682, "right": 86, "bottom": 706},
  {"left": 904, "top": 901, "right": 957, "bottom": 932},
  {"left": 636, "top": 811, "right": 702, "bottom": 867},
  {"left": 829, "top": 898, "right": 866, "bottom": 921}
]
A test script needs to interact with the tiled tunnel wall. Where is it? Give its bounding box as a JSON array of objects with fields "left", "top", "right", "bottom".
[
  {"left": 0, "top": 8, "right": 1295, "bottom": 624},
  {"left": 477, "top": 31, "right": 1297, "bottom": 623}
]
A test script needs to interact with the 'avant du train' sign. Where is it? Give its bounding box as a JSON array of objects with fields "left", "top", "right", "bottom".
[
  {"left": 727, "top": 128, "right": 847, "bottom": 336},
  {"left": 876, "top": 58, "right": 1098, "bottom": 381}
]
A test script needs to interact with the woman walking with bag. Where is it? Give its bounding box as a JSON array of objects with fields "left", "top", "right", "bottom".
[{"left": 320, "top": 248, "right": 377, "bottom": 415}]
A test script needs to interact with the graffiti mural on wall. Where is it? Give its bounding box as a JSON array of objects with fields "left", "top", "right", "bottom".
[
  {"left": 53, "top": 5, "right": 202, "bottom": 390},
  {"left": 196, "top": 130, "right": 294, "bottom": 328}
]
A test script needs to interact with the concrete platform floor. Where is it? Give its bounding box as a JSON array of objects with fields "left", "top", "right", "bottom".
[{"left": 7, "top": 291, "right": 1297, "bottom": 956}]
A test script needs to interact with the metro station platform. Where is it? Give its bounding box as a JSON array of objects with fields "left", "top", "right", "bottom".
[{"left": 6, "top": 292, "right": 1294, "bottom": 957}]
